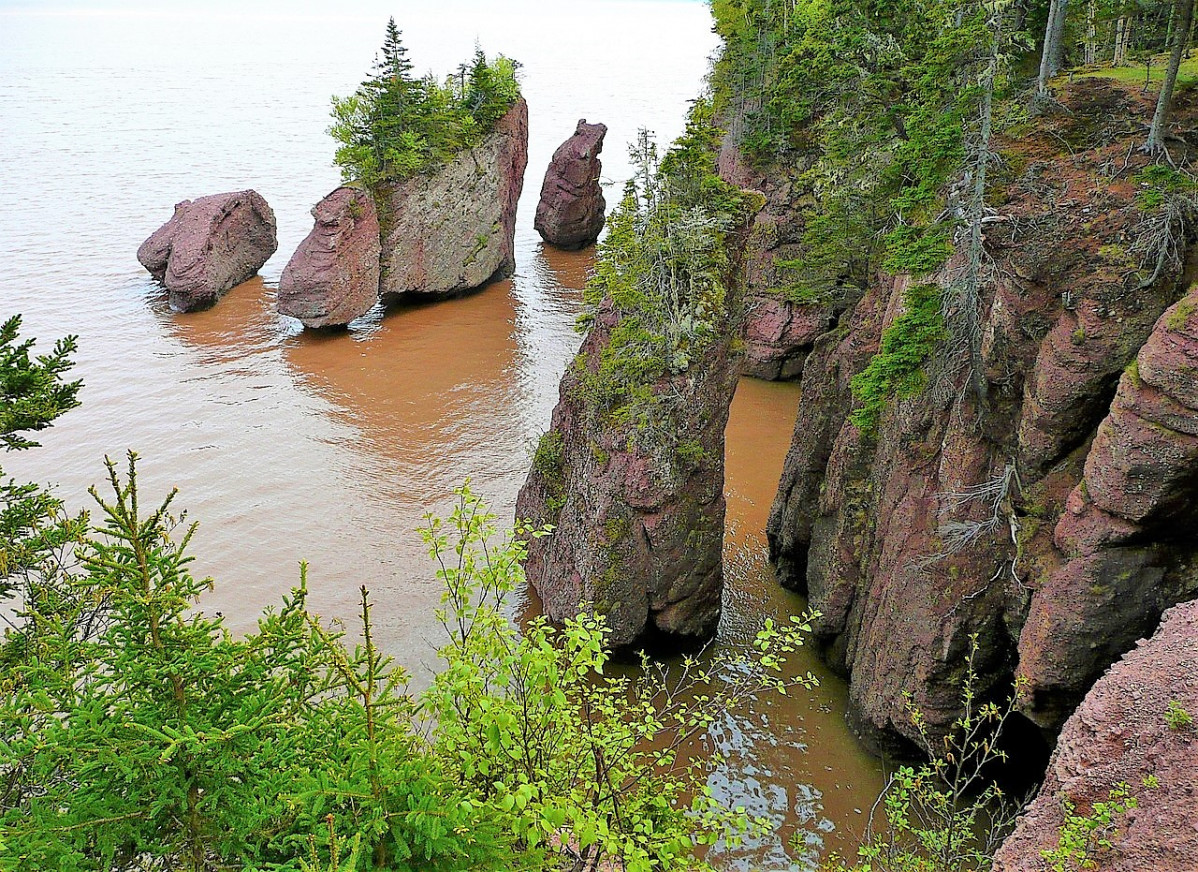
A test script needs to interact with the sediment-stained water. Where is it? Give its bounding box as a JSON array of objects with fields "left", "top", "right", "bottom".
[{"left": 1, "top": 2, "right": 883, "bottom": 866}]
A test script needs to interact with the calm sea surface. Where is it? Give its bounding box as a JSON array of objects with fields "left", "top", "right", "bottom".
[{"left": 0, "top": 2, "right": 884, "bottom": 866}]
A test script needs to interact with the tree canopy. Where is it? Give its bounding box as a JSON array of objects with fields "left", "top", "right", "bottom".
[{"left": 329, "top": 19, "right": 521, "bottom": 188}]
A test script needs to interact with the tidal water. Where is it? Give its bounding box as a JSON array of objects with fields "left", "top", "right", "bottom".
[{"left": 0, "top": 2, "right": 884, "bottom": 866}]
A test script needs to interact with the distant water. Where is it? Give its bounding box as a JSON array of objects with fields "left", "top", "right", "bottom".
[{"left": 0, "top": 3, "right": 883, "bottom": 867}]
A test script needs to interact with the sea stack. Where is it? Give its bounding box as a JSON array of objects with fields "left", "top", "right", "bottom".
[
  {"left": 137, "top": 190, "right": 277, "bottom": 313},
  {"left": 278, "top": 186, "right": 381, "bottom": 329},
  {"left": 534, "top": 119, "right": 607, "bottom": 250},
  {"left": 377, "top": 97, "right": 529, "bottom": 299}
]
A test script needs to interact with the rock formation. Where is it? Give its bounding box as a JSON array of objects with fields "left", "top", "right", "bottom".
[
  {"left": 534, "top": 120, "right": 607, "bottom": 250},
  {"left": 765, "top": 80, "right": 1198, "bottom": 749},
  {"left": 1017, "top": 285, "right": 1198, "bottom": 727},
  {"left": 278, "top": 186, "right": 380, "bottom": 329},
  {"left": 138, "top": 190, "right": 277, "bottom": 312},
  {"left": 515, "top": 296, "right": 742, "bottom": 649},
  {"left": 377, "top": 98, "right": 528, "bottom": 299},
  {"left": 516, "top": 162, "right": 756, "bottom": 648},
  {"left": 717, "top": 131, "right": 838, "bottom": 381},
  {"left": 994, "top": 599, "right": 1198, "bottom": 872}
]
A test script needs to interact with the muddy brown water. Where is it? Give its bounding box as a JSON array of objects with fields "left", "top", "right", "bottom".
[{"left": 1, "top": 2, "right": 884, "bottom": 867}]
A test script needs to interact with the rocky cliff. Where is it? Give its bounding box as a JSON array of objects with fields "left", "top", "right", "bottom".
[
  {"left": 516, "top": 120, "right": 755, "bottom": 649},
  {"left": 717, "top": 131, "right": 839, "bottom": 381},
  {"left": 377, "top": 98, "right": 528, "bottom": 299},
  {"left": 765, "top": 80, "right": 1198, "bottom": 749},
  {"left": 994, "top": 599, "right": 1198, "bottom": 872}
]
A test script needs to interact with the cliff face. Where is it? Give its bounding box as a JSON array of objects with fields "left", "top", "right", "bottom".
[
  {"left": 377, "top": 98, "right": 528, "bottom": 299},
  {"left": 994, "top": 599, "right": 1198, "bottom": 872},
  {"left": 765, "top": 80, "right": 1198, "bottom": 748},
  {"left": 717, "top": 131, "right": 839, "bottom": 381},
  {"left": 514, "top": 292, "right": 742, "bottom": 648}
]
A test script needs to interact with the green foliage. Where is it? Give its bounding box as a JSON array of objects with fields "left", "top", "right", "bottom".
[
  {"left": 0, "top": 314, "right": 84, "bottom": 599},
  {"left": 1040, "top": 784, "right": 1139, "bottom": 872},
  {"left": 2, "top": 447, "right": 820, "bottom": 871},
  {"left": 709, "top": 0, "right": 1018, "bottom": 297},
  {"left": 530, "top": 429, "right": 566, "bottom": 513},
  {"left": 1135, "top": 164, "right": 1198, "bottom": 210},
  {"left": 576, "top": 102, "right": 751, "bottom": 459},
  {"left": 1165, "top": 698, "right": 1193, "bottom": 731},
  {"left": 849, "top": 283, "right": 946, "bottom": 434},
  {"left": 422, "top": 486, "right": 820, "bottom": 871},
  {"left": 330, "top": 19, "right": 520, "bottom": 188},
  {"left": 825, "top": 636, "right": 1024, "bottom": 872}
]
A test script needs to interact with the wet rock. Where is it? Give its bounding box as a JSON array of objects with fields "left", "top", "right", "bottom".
[
  {"left": 278, "top": 186, "right": 380, "bottom": 329},
  {"left": 995, "top": 599, "right": 1198, "bottom": 872},
  {"left": 137, "top": 190, "right": 278, "bottom": 312},
  {"left": 378, "top": 97, "right": 528, "bottom": 299},
  {"left": 1017, "top": 287, "right": 1198, "bottom": 728},
  {"left": 534, "top": 119, "right": 607, "bottom": 250}
]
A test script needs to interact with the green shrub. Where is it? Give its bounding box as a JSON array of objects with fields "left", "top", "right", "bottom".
[
  {"left": 1041, "top": 784, "right": 1139, "bottom": 872},
  {"left": 849, "top": 283, "right": 947, "bottom": 435},
  {"left": 1, "top": 450, "right": 821, "bottom": 870},
  {"left": 1166, "top": 699, "right": 1193, "bottom": 731}
]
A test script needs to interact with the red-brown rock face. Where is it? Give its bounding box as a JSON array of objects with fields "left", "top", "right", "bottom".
[
  {"left": 514, "top": 294, "right": 742, "bottom": 648},
  {"left": 717, "top": 131, "right": 837, "bottom": 381},
  {"left": 137, "top": 190, "right": 277, "bottom": 312},
  {"left": 534, "top": 120, "right": 607, "bottom": 250},
  {"left": 994, "top": 599, "right": 1198, "bottom": 872},
  {"left": 1017, "top": 287, "right": 1198, "bottom": 727},
  {"left": 766, "top": 80, "right": 1198, "bottom": 748},
  {"left": 278, "top": 186, "right": 380, "bottom": 329},
  {"left": 378, "top": 98, "right": 528, "bottom": 298}
]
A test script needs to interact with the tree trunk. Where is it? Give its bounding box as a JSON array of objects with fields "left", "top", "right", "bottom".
[
  {"left": 1038, "top": 0, "right": 1071, "bottom": 93},
  {"left": 1085, "top": 0, "right": 1097, "bottom": 65},
  {"left": 1145, "top": 0, "right": 1196, "bottom": 153},
  {"left": 1113, "top": 16, "right": 1129, "bottom": 66}
]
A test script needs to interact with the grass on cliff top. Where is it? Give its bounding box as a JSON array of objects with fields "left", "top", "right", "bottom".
[{"left": 1070, "top": 54, "right": 1198, "bottom": 91}]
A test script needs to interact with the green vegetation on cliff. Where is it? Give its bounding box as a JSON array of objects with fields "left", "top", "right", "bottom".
[
  {"left": 330, "top": 19, "right": 520, "bottom": 188},
  {"left": 576, "top": 101, "right": 756, "bottom": 451}
]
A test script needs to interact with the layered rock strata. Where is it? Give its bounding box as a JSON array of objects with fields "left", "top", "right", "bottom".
[
  {"left": 138, "top": 190, "right": 277, "bottom": 312},
  {"left": 378, "top": 98, "right": 528, "bottom": 299},
  {"left": 278, "top": 186, "right": 380, "bottom": 329}
]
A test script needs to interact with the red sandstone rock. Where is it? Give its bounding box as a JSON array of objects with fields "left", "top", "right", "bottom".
[
  {"left": 1017, "top": 286, "right": 1198, "bottom": 728},
  {"left": 716, "top": 130, "right": 835, "bottom": 381},
  {"left": 534, "top": 120, "right": 607, "bottom": 250},
  {"left": 278, "top": 186, "right": 380, "bottom": 329},
  {"left": 766, "top": 80, "right": 1198, "bottom": 748},
  {"left": 378, "top": 98, "right": 528, "bottom": 298},
  {"left": 137, "top": 190, "right": 277, "bottom": 312},
  {"left": 995, "top": 599, "right": 1198, "bottom": 872}
]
